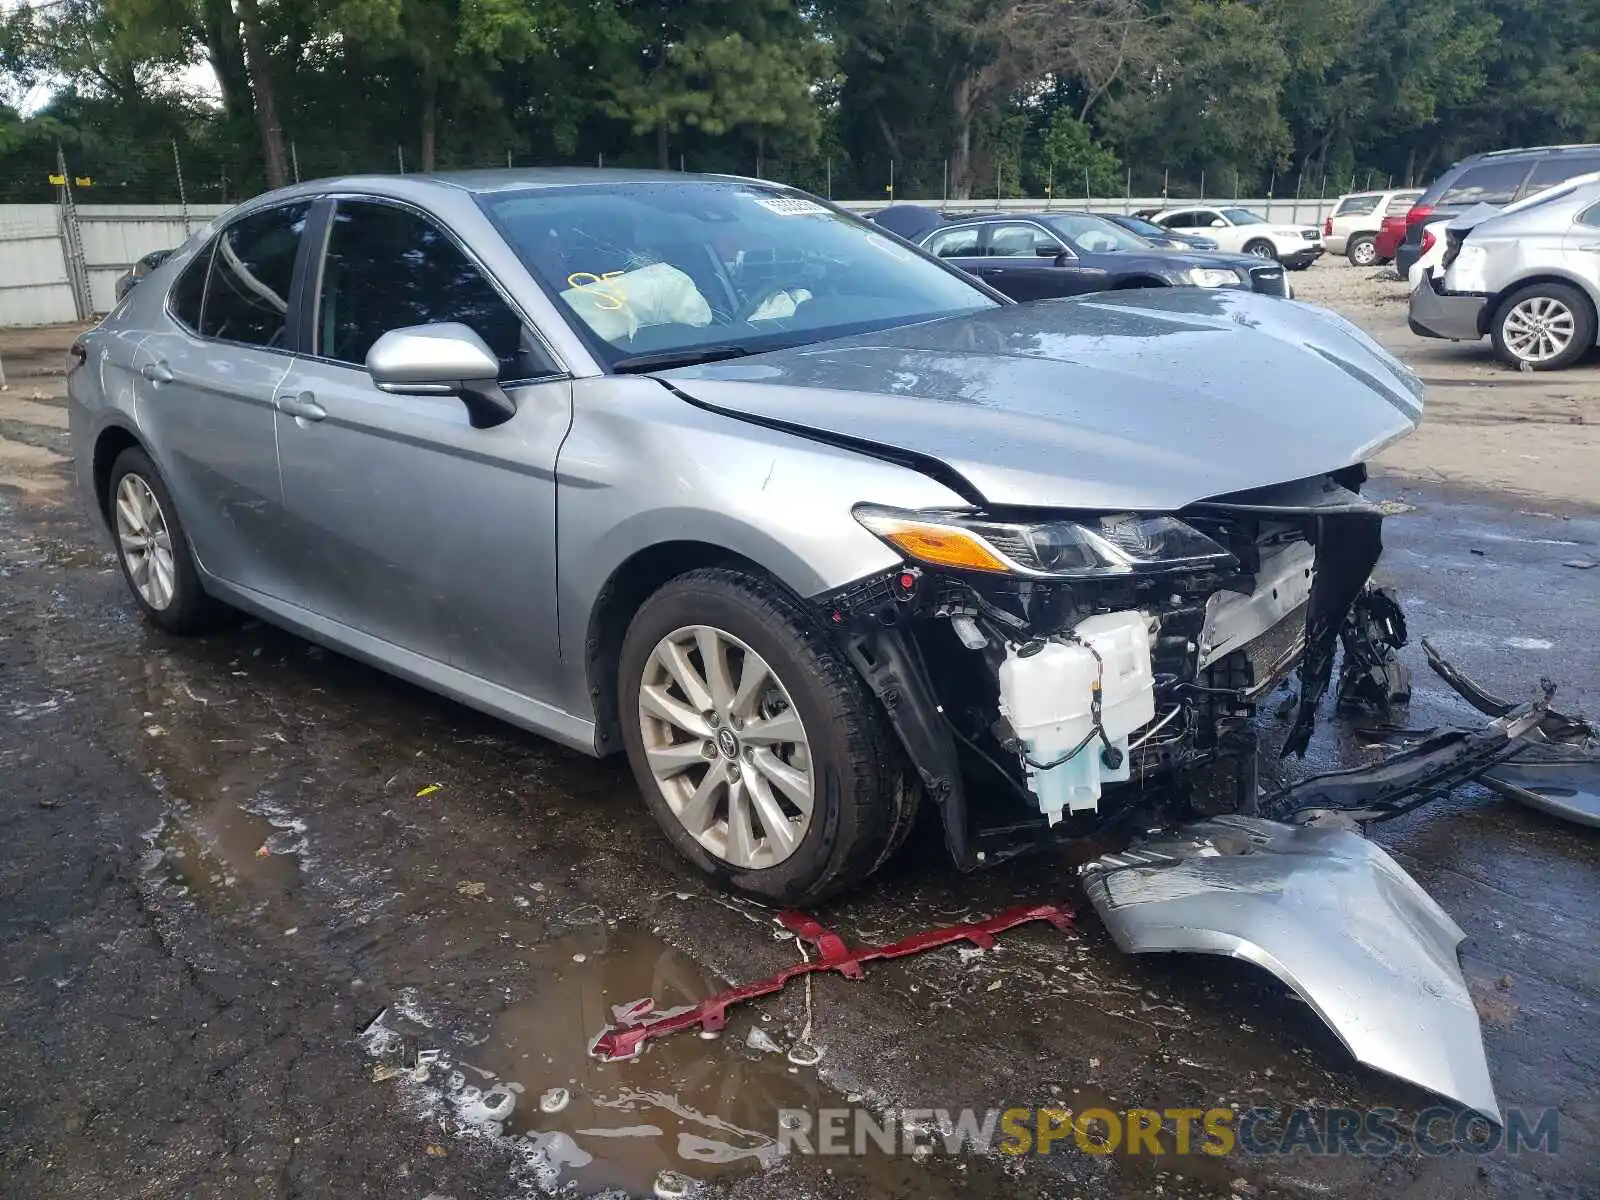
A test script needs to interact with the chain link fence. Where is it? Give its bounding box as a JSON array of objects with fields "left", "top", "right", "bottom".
[{"left": 0, "top": 134, "right": 1405, "bottom": 209}]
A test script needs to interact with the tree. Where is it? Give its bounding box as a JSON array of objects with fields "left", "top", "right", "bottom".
[{"left": 601, "top": 0, "right": 830, "bottom": 170}]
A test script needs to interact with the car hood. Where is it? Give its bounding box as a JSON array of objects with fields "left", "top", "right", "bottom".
[{"left": 665, "top": 289, "right": 1423, "bottom": 511}]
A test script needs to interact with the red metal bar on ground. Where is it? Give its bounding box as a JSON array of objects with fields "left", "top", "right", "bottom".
[{"left": 590, "top": 902, "right": 1074, "bottom": 1062}]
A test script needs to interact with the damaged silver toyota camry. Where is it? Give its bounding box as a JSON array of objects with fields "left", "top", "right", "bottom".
[{"left": 74, "top": 170, "right": 1513, "bottom": 1118}]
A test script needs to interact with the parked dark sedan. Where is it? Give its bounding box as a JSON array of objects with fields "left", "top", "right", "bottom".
[
  {"left": 1103, "top": 212, "right": 1219, "bottom": 251},
  {"left": 917, "top": 211, "right": 1288, "bottom": 299}
]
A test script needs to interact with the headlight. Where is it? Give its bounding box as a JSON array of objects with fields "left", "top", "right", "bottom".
[
  {"left": 1185, "top": 267, "right": 1243, "bottom": 288},
  {"left": 853, "top": 506, "right": 1237, "bottom": 578}
]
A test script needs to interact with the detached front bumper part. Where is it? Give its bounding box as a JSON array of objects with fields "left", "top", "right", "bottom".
[{"left": 1081, "top": 815, "right": 1500, "bottom": 1121}]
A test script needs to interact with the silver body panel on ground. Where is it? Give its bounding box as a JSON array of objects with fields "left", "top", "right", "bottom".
[{"left": 1081, "top": 815, "right": 1500, "bottom": 1121}]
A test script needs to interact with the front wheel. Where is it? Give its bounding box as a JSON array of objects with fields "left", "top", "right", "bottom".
[
  {"left": 1243, "top": 239, "right": 1278, "bottom": 260},
  {"left": 618, "top": 568, "right": 913, "bottom": 905},
  {"left": 1347, "top": 235, "right": 1378, "bottom": 266},
  {"left": 1490, "top": 282, "right": 1595, "bottom": 371}
]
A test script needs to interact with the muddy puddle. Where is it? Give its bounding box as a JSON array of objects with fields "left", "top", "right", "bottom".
[{"left": 360, "top": 922, "right": 963, "bottom": 1196}]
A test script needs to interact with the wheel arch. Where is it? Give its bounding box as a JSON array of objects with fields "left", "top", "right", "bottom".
[
  {"left": 1486, "top": 274, "right": 1600, "bottom": 340},
  {"left": 91, "top": 422, "right": 147, "bottom": 525},
  {"left": 584, "top": 540, "right": 801, "bottom": 756}
]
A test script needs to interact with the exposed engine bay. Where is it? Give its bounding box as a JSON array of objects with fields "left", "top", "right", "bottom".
[
  {"left": 817, "top": 469, "right": 1403, "bottom": 867},
  {"left": 813, "top": 465, "right": 1595, "bottom": 1120}
]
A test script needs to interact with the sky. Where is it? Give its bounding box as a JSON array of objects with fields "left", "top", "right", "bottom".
[{"left": 2, "top": 0, "right": 220, "bottom": 114}]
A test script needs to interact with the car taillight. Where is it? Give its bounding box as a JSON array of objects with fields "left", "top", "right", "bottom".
[
  {"left": 1420, "top": 229, "right": 1437, "bottom": 258},
  {"left": 1323, "top": 217, "right": 1333, "bottom": 236},
  {"left": 1405, "top": 203, "right": 1434, "bottom": 226}
]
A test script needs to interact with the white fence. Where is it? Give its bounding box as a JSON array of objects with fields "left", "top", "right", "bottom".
[
  {"left": 0, "top": 203, "right": 232, "bottom": 327},
  {"left": 834, "top": 196, "right": 1334, "bottom": 226}
]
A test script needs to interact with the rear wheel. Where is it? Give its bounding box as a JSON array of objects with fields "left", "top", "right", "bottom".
[
  {"left": 618, "top": 568, "right": 909, "bottom": 905},
  {"left": 107, "top": 447, "right": 229, "bottom": 635},
  {"left": 1490, "top": 282, "right": 1595, "bottom": 371},
  {"left": 1243, "top": 239, "right": 1278, "bottom": 260},
  {"left": 1347, "top": 235, "right": 1378, "bottom": 266}
]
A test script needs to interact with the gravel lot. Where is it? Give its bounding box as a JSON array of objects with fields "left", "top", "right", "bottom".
[{"left": 1291, "top": 261, "right": 1600, "bottom": 508}]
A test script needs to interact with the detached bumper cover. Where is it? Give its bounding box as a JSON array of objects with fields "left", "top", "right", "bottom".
[
  {"left": 1409, "top": 280, "right": 1486, "bottom": 341},
  {"left": 1081, "top": 815, "right": 1499, "bottom": 1121}
]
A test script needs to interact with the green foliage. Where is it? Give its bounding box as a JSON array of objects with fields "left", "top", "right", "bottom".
[{"left": 3, "top": 0, "right": 1600, "bottom": 201}]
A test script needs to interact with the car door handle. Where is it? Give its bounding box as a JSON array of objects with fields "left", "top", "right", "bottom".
[
  {"left": 140, "top": 362, "right": 173, "bottom": 384},
  {"left": 276, "top": 392, "right": 327, "bottom": 422}
]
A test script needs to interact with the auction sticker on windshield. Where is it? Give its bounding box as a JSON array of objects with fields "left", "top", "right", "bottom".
[{"left": 752, "top": 196, "right": 830, "bottom": 217}]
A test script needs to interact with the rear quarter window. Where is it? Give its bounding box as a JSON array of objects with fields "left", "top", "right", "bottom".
[
  {"left": 169, "top": 245, "right": 211, "bottom": 332},
  {"left": 1437, "top": 160, "right": 1533, "bottom": 206},
  {"left": 1335, "top": 195, "right": 1380, "bottom": 217}
]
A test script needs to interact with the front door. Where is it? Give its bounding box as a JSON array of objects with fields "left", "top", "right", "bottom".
[
  {"left": 134, "top": 202, "right": 312, "bottom": 592},
  {"left": 270, "top": 198, "right": 573, "bottom": 702}
]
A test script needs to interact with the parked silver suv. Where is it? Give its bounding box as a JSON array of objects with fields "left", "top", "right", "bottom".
[
  {"left": 70, "top": 170, "right": 1423, "bottom": 905},
  {"left": 1409, "top": 177, "right": 1600, "bottom": 369}
]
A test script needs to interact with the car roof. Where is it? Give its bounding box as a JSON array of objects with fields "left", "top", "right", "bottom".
[{"left": 1463, "top": 143, "right": 1600, "bottom": 163}]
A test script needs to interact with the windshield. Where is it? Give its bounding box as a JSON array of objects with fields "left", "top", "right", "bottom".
[
  {"left": 1117, "top": 215, "right": 1172, "bottom": 238},
  {"left": 478, "top": 182, "right": 997, "bottom": 367},
  {"left": 1222, "top": 208, "right": 1267, "bottom": 225},
  {"left": 1041, "top": 213, "right": 1152, "bottom": 253}
]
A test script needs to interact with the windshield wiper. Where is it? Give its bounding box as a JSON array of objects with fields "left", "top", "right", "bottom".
[{"left": 610, "top": 345, "right": 754, "bottom": 374}]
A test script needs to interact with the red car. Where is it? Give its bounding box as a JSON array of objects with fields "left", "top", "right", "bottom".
[{"left": 1373, "top": 213, "right": 1409, "bottom": 262}]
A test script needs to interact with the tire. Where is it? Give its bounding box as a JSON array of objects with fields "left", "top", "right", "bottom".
[
  {"left": 106, "top": 447, "right": 228, "bottom": 635},
  {"left": 618, "top": 568, "right": 908, "bottom": 906},
  {"left": 1346, "top": 235, "right": 1378, "bottom": 267},
  {"left": 1490, "top": 282, "right": 1595, "bottom": 371},
  {"left": 1243, "top": 239, "right": 1278, "bottom": 261}
]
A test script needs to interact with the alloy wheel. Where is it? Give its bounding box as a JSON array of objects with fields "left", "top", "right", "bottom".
[
  {"left": 1247, "top": 242, "right": 1277, "bottom": 259},
  {"left": 1350, "top": 240, "right": 1377, "bottom": 266},
  {"left": 637, "top": 624, "right": 813, "bottom": 869},
  {"left": 114, "top": 473, "right": 177, "bottom": 610},
  {"left": 1501, "top": 296, "right": 1575, "bottom": 364}
]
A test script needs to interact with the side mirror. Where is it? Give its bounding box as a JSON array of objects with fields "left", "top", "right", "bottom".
[
  {"left": 1210, "top": 218, "right": 1228, "bottom": 228},
  {"left": 366, "top": 323, "right": 516, "bottom": 429}
]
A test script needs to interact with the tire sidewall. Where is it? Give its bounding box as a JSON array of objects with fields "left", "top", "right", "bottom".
[
  {"left": 1492, "top": 282, "right": 1596, "bottom": 371},
  {"left": 107, "top": 447, "right": 212, "bottom": 633},
  {"left": 1348, "top": 236, "right": 1377, "bottom": 266},
  {"left": 617, "top": 575, "right": 863, "bottom": 902}
]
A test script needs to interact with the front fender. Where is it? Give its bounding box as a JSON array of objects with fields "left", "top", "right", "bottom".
[{"left": 553, "top": 376, "right": 969, "bottom": 721}]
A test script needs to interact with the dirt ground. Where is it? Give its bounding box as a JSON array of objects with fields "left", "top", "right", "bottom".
[
  {"left": 1, "top": 282, "right": 1597, "bottom": 1199},
  {"left": 1290, "top": 262, "right": 1600, "bottom": 508}
]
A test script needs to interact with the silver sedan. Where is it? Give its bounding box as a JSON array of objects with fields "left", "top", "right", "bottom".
[{"left": 70, "top": 169, "right": 1424, "bottom": 906}]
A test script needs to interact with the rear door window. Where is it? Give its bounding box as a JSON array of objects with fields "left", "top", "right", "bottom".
[
  {"left": 1335, "top": 195, "right": 1380, "bottom": 217},
  {"left": 199, "top": 202, "right": 311, "bottom": 347},
  {"left": 1437, "top": 161, "right": 1533, "bottom": 206},
  {"left": 985, "top": 223, "right": 1056, "bottom": 257},
  {"left": 169, "top": 245, "right": 211, "bottom": 332}
]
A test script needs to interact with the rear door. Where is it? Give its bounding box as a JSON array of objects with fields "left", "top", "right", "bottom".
[
  {"left": 133, "top": 201, "right": 313, "bottom": 592},
  {"left": 269, "top": 196, "right": 573, "bottom": 702}
]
